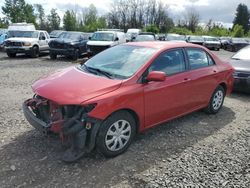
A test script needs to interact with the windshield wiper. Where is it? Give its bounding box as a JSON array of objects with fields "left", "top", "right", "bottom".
[
  {"left": 231, "top": 58, "right": 241, "bottom": 60},
  {"left": 82, "top": 64, "right": 113, "bottom": 79}
]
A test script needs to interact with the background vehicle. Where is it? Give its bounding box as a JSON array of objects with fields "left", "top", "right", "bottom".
[
  {"left": 23, "top": 42, "right": 234, "bottom": 162},
  {"left": 49, "top": 31, "right": 91, "bottom": 60},
  {"left": 126, "top": 28, "right": 141, "bottom": 42},
  {"left": 230, "top": 45, "right": 250, "bottom": 93},
  {"left": 49, "top": 30, "right": 65, "bottom": 38},
  {"left": 5, "top": 30, "right": 50, "bottom": 58},
  {"left": 87, "top": 30, "right": 126, "bottom": 56},
  {"left": 0, "top": 29, "right": 8, "bottom": 49},
  {"left": 134, "top": 32, "right": 156, "bottom": 41},
  {"left": 203, "top": 36, "right": 221, "bottom": 51},
  {"left": 224, "top": 38, "right": 249, "bottom": 52},
  {"left": 165, "top": 33, "right": 186, "bottom": 42},
  {"left": 186, "top": 35, "right": 204, "bottom": 45},
  {"left": 220, "top": 37, "right": 231, "bottom": 49}
]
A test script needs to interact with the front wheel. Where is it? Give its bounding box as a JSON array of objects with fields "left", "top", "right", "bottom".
[
  {"left": 50, "top": 52, "right": 57, "bottom": 60},
  {"left": 205, "top": 85, "right": 225, "bottom": 114},
  {"left": 72, "top": 49, "right": 79, "bottom": 61},
  {"left": 96, "top": 111, "right": 136, "bottom": 157},
  {"left": 6, "top": 51, "right": 16, "bottom": 58},
  {"left": 30, "top": 46, "right": 39, "bottom": 58}
]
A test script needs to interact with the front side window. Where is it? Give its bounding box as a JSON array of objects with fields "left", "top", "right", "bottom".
[
  {"left": 186, "top": 48, "right": 213, "bottom": 70},
  {"left": 149, "top": 49, "right": 186, "bottom": 75},
  {"left": 39, "top": 32, "right": 45, "bottom": 39}
]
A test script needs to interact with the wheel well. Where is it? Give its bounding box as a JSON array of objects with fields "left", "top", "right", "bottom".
[
  {"left": 108, "top": 109, "right": 140, "bottom": 134},
  {"left": 219, "top": 82, "right": 227, "bottom": 93},
  {"left": 32, "top": 44, "right": 39, "bottom": 49}
]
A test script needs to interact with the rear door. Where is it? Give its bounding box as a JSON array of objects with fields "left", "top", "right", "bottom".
[{"left": 184, "top": 47, "right": 219, "bottom": 107}]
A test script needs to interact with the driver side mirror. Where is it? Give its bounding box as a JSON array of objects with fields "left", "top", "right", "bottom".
[
  {"left": 115, "top": 37, "right": 119, "bottom": 41},
  {"left": 146, "top": 71, "right": 166, "bottom": 82},
  {"left": 88, "top": 36, "right": 91, "bottom": 40}
]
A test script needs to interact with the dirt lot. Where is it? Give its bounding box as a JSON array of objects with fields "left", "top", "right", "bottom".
[{"left": 0, "top": 50, "right": 249, "bottom": 188}]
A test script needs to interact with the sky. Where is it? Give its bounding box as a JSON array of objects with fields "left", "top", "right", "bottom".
[{"left": 0, "top": 0, "right": 249, "bottom": 28}]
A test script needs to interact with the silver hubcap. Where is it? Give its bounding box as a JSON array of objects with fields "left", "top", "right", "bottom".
[
  {"left": 105, "top": 120, "right": 131, "bottom": 151},
  {"left": 212, "top": 90, "right": 224, "bottom": 110}
]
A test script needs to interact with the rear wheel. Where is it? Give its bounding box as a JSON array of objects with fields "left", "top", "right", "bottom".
[
  {"left": 205, "top": 85, "right": 225, "bottom": 114},
  {"left": 6, "top": 51, "right": 16, "bottom": 58},
  {"left": 97, "top": 111, "right": 136, "bottom": 157},
  {"left": 30, "top": 46, "right": 39, "bottom": 58}
]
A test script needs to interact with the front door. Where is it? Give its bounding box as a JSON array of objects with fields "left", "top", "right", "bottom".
[{"left": 143, "top": 48, "right": 193, "bottom": 128}]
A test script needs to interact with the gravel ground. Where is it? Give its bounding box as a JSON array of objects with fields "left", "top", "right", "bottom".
[{"left": 0, "top": 49, "right": 249, "bottom": 188}]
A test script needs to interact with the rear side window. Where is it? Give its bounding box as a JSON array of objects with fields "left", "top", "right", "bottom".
[
  {"left": 186, "top": 48, "right": 214, "bottom": 70},
  {"left": 149, "top": 49, "right": 186, "bottom": 75}
]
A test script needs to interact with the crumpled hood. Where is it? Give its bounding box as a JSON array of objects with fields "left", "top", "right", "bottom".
[
  {"left": 87, "top": 41, "right": 115, "bottom": 46},
  {"left": 6, "top": 37, "right": 37, "bottom": 42},
  {"left": 32, "top": 66, "right": 122, "bottom": 105}
]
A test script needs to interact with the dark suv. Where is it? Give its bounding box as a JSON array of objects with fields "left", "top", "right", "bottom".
[{"left": 49, "top": 32, "right": 91, "bottom": 60}]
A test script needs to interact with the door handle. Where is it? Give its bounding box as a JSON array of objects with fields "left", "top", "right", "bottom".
[
  {"left": 213, "top": 70, "right": 217, "bottom": 73},
  {"left": 183, "top": 78, "right": 191, "bottom": 82}
]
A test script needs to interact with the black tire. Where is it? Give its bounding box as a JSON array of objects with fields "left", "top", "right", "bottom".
[
  {"left": 30, "top": 46, "right": 39, "bottom": 58},
  {"left": 96, "top": 111, "right": 136, "bottom": 157},
  {"left": 204, "top": 85, "right": 225, "bottom": 114},
  {"left": 72, "top": 49, "right": 79, "bottom": 61},
  {"left": 6, "top": 51, "right": 16, "bottom": 58},
  {"left": 50, "top": 52, "right": 57, "bottom": 60}
]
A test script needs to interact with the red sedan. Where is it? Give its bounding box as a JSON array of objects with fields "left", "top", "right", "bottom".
[{"left": 23, "top": 42, "right": 234, "bottom": 162}]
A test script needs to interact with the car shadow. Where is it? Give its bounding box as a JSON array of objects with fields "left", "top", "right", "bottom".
[
  {"left": 0, "top": 107, "right": 235, "bottom": 187},
  {"left": 0, "top": 52, "right": 49, "bottom": 61}
]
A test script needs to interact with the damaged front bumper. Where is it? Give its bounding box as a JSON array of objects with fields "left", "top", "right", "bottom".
[{"left": 22, "top": 97, "right": 102, "bottom": 162}]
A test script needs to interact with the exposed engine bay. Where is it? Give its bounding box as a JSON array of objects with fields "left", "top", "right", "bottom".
[{"left": 23, "top": 95, "right": 101, "bottom": 162}]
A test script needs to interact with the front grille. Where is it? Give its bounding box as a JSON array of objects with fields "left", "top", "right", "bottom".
[
  {"left": 88, "top": 45, "right": 110, "bottom": 54},
  {"left": 50, "top": 42, "right": 70, "bottom": 49},
  {"left": 234, "top": 71, "right": 250, "bottom": 78},
  {"left": 5, "top": 41, "right": 23, "bottom": 47}
]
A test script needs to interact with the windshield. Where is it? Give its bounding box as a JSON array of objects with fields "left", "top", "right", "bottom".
[
  {"left": 232, "top": 38, "right": 247, "bottom": 43},
  {"left": 204, "top": 37, "right": 219, "bottom": 42},
  {"left": 58, "top": 32, "right": 81, "bottom": 40},
  {"left": 135, "top": 35, "right": 155, "bottom": 41},
  {"left": 232, "top": 46, "right": 250, "bottom": 60},
  {"left": 82, "top": 45, "right": 157, "bottom": 79},
  {"left": 91, "top": 32, "right": 114, "bottom": 41},
  {"left": 190, "top": 36, "right": 204, "bottom": 41},
  {"left": 167, "top": 35, "right": 185, "bottom": 41},
  {"left": 50, "top": 30, "right": 63, "bottom": 37},
  {"left": 8, "top": 31, "right": 39, "bottom": 38}
]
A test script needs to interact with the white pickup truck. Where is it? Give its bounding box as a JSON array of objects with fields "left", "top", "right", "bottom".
[{"left": 5, "top": 30, "right": 50, "bottom": 58}]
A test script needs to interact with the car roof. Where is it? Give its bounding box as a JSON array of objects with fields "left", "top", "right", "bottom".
[{"left": 126, "top": 41, "right": 205, "bottom": 50}]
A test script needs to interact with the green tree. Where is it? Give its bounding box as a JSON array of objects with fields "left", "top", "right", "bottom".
[
  {"left": 0, "top": 17, "right": 9, "bottom": 28},
  {"left": 233, "top": 3, "right": 250, "bottom": 34},
  {"left": 2, "top": 0, "right": 36, "bottom": 24},
  {"left": 169, "top": 27, "right": 192, "bottom": 35},
  {"left": 34, "top": 4, "right": 46, "bottom": 30},
  {"left": 63, "top": 10, "right": 77, "bottom": 31},
  {"left": 47, "top": 8, "right": 60, "bottom": 31},
  {"left": 144, "top": 24, "right": 159, "bottom": 34},
  {"left": 232, "top": 24, "right": 244, "bottom": 37}
]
